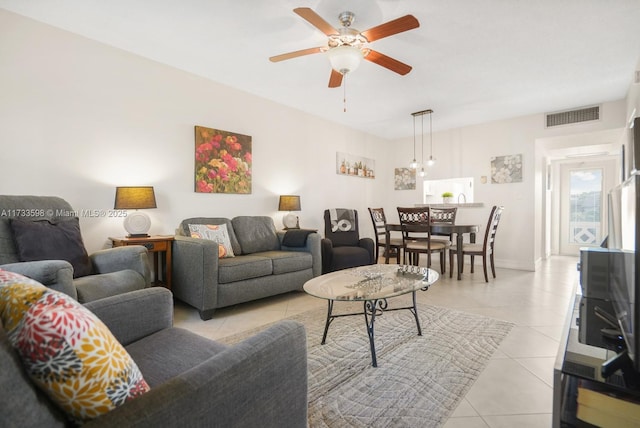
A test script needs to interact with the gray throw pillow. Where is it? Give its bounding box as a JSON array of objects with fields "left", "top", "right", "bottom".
[{"left": 9, "top": 217, "right": 93, "bottom": 278}]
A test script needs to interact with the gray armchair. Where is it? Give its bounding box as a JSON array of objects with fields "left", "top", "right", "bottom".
[
  {"left": 0, "top": 195, "right": 150, "bottom": 302},
  {"left": 1, "top": 287, "right": 309, "bottom": 427}
]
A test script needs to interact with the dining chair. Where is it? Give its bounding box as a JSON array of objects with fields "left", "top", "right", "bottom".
[
  {"left": 449, "top": 205, "right": 504, "bottom": 282},
  {"left": 429, "top": 207, "right": 458, "bottom": 246},
  {"left": 397, "top": 207, "right": 447, "bottom": 273},
  {"left": 368, "top": 207, "right": 403, "bottom": 264}
]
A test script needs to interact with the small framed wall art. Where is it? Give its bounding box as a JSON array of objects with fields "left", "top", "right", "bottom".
[
  {"left": 195, "top": 125, "right": 252, "bottom": 194},
  {"left": 394, "top": 168, "right": 416, "bottom": 190},
  {"left": 491, "top": 154, "right": 523, "bottom": 184}
]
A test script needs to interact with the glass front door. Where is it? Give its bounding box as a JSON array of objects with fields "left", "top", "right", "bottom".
[{"left": 559, "top": 159, "right": 617, "bottom": 255}]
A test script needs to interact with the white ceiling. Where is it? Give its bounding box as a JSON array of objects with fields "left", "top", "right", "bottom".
[{"left": 2, "top": 0, "right": 640, "bottom": 139}]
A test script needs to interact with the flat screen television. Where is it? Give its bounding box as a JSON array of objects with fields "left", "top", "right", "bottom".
[
  {"left": 606, "top": 117, "right": 640, "bottom": 377},
  {"left": 607, "top": 175, "right": 639, "bottom": 369}
]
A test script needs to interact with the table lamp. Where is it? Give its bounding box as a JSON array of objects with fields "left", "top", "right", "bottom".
[
  {"left": 114, "top": 186, "right": 157, "bottom": 237},
  {"left": 278, "top": 195, "right": 301, "bottom": 229}
]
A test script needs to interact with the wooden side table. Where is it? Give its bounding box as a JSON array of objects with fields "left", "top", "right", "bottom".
[{"left": 109, "top": 235, "right": 174, "bottom": 290}]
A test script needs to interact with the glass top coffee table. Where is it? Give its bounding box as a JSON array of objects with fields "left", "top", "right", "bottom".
[{"left": 303, "top": 264, "right": 439, "bottom": 367}]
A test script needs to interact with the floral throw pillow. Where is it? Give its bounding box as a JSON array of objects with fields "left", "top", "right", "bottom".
[
  {"left": 0, "top": 269, "right": 150, "bottom": 422},
  {"left": 189, "top": 223, "right": 235, "bottom": 258}
]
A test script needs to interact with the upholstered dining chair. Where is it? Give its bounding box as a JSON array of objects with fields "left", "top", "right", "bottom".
[
  {"left": 368, "top": 207, "right": 403, "bottom": 264},
  {"left": 449, "top": 205, "right": 504, "bottom": 282},
  {"left": 397, "top": 207, "right": 447, "bottom": 273}
]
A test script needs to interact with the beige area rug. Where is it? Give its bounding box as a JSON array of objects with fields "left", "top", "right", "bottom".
[{"left": 219, "top": 299, "right": 514, "bottom": 428}]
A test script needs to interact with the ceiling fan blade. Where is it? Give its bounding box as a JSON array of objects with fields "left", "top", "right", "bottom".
[
  {"left": 294, "top": 7, "right": 338, "bottom": 36},
  {"left": 328, "top": 69, "right": 343, "bottom": 88},
  {"left": 364, "top": 50, "right": 412, "bottom": 75},
  {"left": 269, "top": 47, "right": 324, "bottom": 62},
  {"left": 360, "top": 15, "right": 419, "bottom": 42}
]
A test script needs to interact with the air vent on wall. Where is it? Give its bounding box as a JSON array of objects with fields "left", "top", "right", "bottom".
[{"left": 546, "top": 106, "right": 600, "bottom": 128}]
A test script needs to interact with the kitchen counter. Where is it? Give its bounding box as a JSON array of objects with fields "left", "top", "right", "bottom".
[{"left": 415, "top": 203, "right": 484, "bottom": 208}]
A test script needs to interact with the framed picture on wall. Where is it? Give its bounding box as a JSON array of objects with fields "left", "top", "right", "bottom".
[
  {"left": 490, "top": 154, "right": 523, "bottom": 184},
  {"left": 394, "top": 168, "right": 416, "bottom": 190},
  {"left": 194, "top": 125, "right": 252, "bottom": 194}
]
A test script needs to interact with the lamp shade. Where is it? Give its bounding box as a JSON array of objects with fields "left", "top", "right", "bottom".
[
  {"left": 114, "top": 186, "right": 157, "bottom": 210},
  {"left": 327, "top": 45, "right": 363, "bottom": 74},
  {"left": 278, "top": 195, "right": 301, "bottom": 211}
]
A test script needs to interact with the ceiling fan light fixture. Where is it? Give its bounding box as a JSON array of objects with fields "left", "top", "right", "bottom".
[{"left": 327, "top": 45, "right": 363, "bottom": 74}]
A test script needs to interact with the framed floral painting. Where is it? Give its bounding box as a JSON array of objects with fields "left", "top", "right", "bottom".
[
  {"left": 491, "top": 154, "right": 523, "bottom": 184},
  {"left": 195, "top": 126, "right": 252, "bottom": 194},
  {"left": 394, "top": 168, "right": 416, "bottom": 190}
]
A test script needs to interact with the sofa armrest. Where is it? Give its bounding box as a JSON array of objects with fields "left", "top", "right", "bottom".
[
  {"left": 171, "top": 236, "right": 220, "bottom": 319},
  {"left": 83, "top": 288, "right": 173, "bottom": 346},
  {"left": 91, "top": 246, "right": 151, "bottom": 285},
  {"left": 84, "top": 320, "right": 308, "bottom": 428},
  {"left": 358, "top": 237, "right": 376, "bottom": 264},
  {"left": 278, "top": 231, "right": 322, "bottom": 277},
  {"left": 0, "top": 260, "right": 77, "bottom": 300}
]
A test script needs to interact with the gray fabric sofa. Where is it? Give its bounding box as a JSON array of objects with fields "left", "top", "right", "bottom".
[
  {"left": 1, "top": 287, "right": 309, "bottom": 427},
  {"left": 173, "top": 216, "right": 321, "bottom": 320},
  {"left": 0, "top": 195, "right": 150, "bottom": 302}
]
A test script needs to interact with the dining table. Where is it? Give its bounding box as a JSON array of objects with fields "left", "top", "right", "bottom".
[{"left": 386, "top": 223, "right": 480, "bottom": 280}]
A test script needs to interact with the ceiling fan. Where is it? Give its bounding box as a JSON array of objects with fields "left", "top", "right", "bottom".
[{"left": 269, "top": 7, "right": 420, "bottom": 88}]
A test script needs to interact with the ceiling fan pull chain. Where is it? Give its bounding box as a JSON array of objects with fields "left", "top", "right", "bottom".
[{"left": 343, "top": 73, "right": 347, "bottom": 112}]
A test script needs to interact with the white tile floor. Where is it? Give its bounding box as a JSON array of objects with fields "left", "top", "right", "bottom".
[{"left": 173, "top": 255, "right": 580, "bottom": 428}]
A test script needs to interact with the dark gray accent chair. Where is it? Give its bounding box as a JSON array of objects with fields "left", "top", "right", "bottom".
[
  {"left": 322, "top": 209, "right": 375, "bottom": 274},
  {"left": 0, "top": 287, "right": 309, "bottom": 427},
  {"left": 172, "top": 216, "right": 322, "bottom": 320},
  {"left": 0, "top": 195, "right": 151, "bottom": 302}
]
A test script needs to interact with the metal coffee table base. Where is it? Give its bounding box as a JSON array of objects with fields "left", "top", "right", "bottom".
[{"left": 320, "top": 290, "right": 422, "bottom": 367}]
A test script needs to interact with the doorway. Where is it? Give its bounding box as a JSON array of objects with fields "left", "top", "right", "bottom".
[{"left": 558, "top": 159, "right": 618, "bottom": 255}]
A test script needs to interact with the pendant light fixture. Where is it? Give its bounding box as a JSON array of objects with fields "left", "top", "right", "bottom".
[
  {"left": 419, "top": 110, "right": 426, "bottom": 177},
  {"left": 409, "top": 113, "right": 419, "bottom": 169},
  {"left": 426, "top": 109, "right": 435, "bottom": 166},
  {"left": 410, "top": 109, "right": 434, "bottom": 172}
]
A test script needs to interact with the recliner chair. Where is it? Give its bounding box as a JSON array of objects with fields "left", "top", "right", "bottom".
[
  {"left": 0, "top": 195, "right": 150, "bottom": 302},
  {"left": 321, "top": 209, "right": 375, "bottom": 273}
]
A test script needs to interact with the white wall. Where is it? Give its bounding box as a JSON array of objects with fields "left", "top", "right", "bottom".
[
  {"left": 0, "top": 9, "right": 388, "bottom": 254},
  {"left": 380, "top": 101, "right": 628, "bottom": 270},
  {"left": 0, "top": 9, "right": 635, "bottom": 272}
]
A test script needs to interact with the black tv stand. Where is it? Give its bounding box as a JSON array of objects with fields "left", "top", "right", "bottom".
[
  {"left": 553, "top": 292, "right": 640, "bottom": 427},
  {"left": 602, "top": 349, "right": 640, "bottom": 388}
]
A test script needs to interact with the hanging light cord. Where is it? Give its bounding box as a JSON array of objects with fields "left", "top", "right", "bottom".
[
  {"left": 421, "top": 113, "right": 424, "bottom": 164},
  {"left": 343, "top": 73, "right": 347, "bottom": 113},
  {"left": 413, "top": 115, "right": 416, "bottom": 161},
  {"left": 429, "top": 111, "right": 433, "bottom": 161}
]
